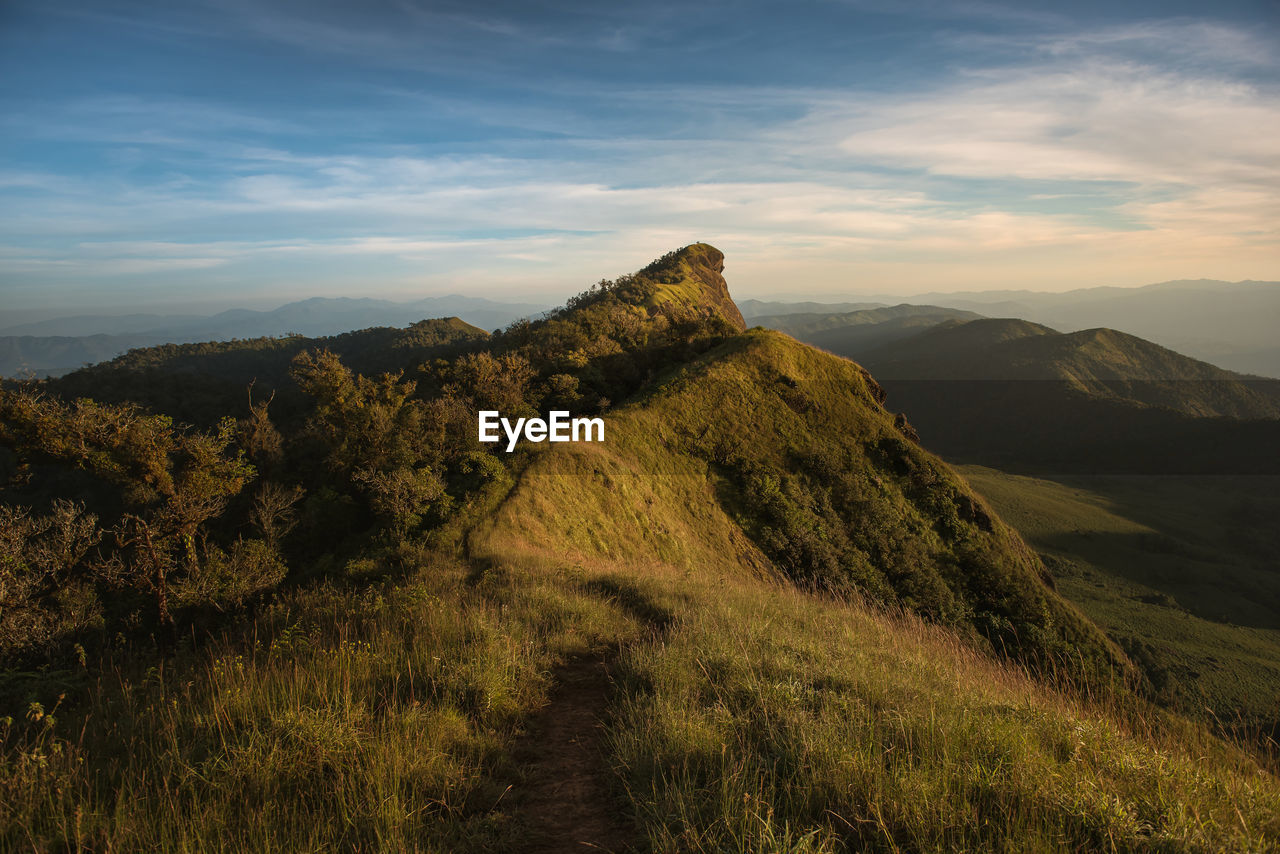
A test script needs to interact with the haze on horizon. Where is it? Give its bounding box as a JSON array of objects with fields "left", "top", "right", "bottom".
[{"left": 1, "top": 0, "right": 1277, "bottom": 318}]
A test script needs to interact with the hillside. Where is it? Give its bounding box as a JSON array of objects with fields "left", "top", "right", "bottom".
[
  {"left": 862, "top": 318, "right": 1280, "bottom": 419},
  {"left": 749, "top": 304, "right": 981, "bottom": 357},
  {"left": 3, "top": 244, "right": 1278, "bottom": 851},
  {"left": 476, "top": 327, "right": 1122, "bottom": 676},
  {"left": 909, "top": 279, "right": 1280, "bottom": 379},
  {"left": 959, "top": 465, "right": 1280, "bottom": 740},
  {"left": 42, "top": 316, "right": 491, "bottom": 429},
  {"left": 464, "top": 407, "right": 1280, "bottom": 851},
  {"left": 0, "top": 296, "right": 546, "bottom": 380}
]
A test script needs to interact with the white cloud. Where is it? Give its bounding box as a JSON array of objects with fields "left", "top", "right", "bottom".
[
  {"left": 2, "top": 15, "right": 1278, "bottom": 305},
  {"left": 824, "top": 62, "right": 1280, "bottom": 187}
]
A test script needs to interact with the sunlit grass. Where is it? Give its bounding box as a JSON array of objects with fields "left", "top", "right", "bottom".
[
  {"left": 601, "top": 568, "right": 1279, "bottom": 852},
  {"left": 6, "top": 331, "right": 1280, "bottom": 852},
  {"left": 0, "top": 554, "right": 645, "bottom": 851},
  {"left": 6, "top": 525, "right": 1279, "bottom": 851}
]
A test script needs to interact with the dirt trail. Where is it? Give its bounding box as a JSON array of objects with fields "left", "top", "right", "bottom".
[{"left": 513, "top": 651, "right": 634, "bottom": 853}]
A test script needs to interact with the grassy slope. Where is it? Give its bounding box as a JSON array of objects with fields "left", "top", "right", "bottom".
[
  {"left": 464, "top": 338, "right": 1280, "bottom": 851},
  {"left": 959, "top": 465, "right": 1280, "bottom": 734},
  {"left": 7, "top": 333, "right": 1280, "bottom": 851},
  {"left": 486, "top": 329, "right": 1124, "bottom": 676},
  {"left": 7, "top": 243, "right": 1279, "bottom": 852}
]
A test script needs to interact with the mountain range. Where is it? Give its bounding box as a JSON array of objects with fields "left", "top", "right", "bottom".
[
  {"left": 747, "top": 304, "right": 981, "bottom": 357},
  {"left": 0, "top": 295, "right": 547, "bottom": 379},
  {"left": 743, "top": 279, "right": 1280, "bottom": 378},
  {"left": 863, "top": 317, "right": 1280, "bottom": 419},
  {"left": 751, "top": 308, "right": 1280, "bottom": 475}
]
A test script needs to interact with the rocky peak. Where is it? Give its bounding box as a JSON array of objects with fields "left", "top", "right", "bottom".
[{"left": 641, "top": 243, "right": 747, "bottom": 332}]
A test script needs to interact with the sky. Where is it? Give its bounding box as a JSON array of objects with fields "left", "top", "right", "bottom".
[{"left": 1, "top": 0, "right": 1278, "bottom": 317}]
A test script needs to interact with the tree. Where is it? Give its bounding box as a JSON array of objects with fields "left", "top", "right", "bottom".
[
  {"left": 0, "top": 389, "right": 256, "bottom": 623},
  {"left": 291, "top": 350, "right": 446, "bottom": 536}
]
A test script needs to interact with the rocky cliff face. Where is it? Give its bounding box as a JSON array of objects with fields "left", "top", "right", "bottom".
[
  {"left": 641, "top": 243, "right": 747, "bottom": 332},
  {"left": 678, "top": 244, "right": 747, "bottom": 332}
]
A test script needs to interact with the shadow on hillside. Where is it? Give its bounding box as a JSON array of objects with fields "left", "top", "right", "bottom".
[
  {"left": 577, "top": 576, "right": 675, "bottom": 632},
  {"left": 1038, "top": 526, "right": 1280, "bottom": 631},
  {"left": 879, "top": 380, "right": 1280, "bottom": 475}
]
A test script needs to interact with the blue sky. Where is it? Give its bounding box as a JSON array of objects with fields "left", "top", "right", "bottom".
[{"left": 1, "top": 0, "right": 1277, "bottom": 316}]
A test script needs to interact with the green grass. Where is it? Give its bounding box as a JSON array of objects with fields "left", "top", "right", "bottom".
[
  {"left": 5, "top": 324, "right": 1279, "bottom": 852},
  {"left": 6, "top": 452, "right": 1279, "bottom": 852},
  {"left": 477, "top": 447, "right": 1280, "bottom": 853},
  {"left": 959, "top": 465, "right": 1280, "bottom": 734},
  {"left": 469, "top": 337, "right": 1280, "bottom": 851},
  {"left": 608, "top": 571, "right": 1277, "bottom": 853},
  {"left": 588, "top": 330, "right": 1126, "bottom": 682},
  {"left": 0, "top": 547, "right": 662, "bottom": 850}
]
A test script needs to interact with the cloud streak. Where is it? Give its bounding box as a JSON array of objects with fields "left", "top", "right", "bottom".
[{"left": 1, "top": 6, "right": 1277, "bottom": 308}]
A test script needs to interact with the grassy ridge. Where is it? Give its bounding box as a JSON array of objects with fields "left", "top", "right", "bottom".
[
  {"left": 568, "top": 329, "right": 1125, "bottom": 682},
  {"left": 476, "top": 452, "right": 1280, "bottom": 852},
  {"left": 6, "top": 354, "right": 1280, "bottom": 851},
  {"left": 6, "top": 243, "right": 1279, "bottom": 851}
]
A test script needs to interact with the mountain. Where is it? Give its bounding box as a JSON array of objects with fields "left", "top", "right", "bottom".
[
  {"left": 0, "top": 295, "right": 547, "bottom": 379},
  {"left": 637, "top": 242, "right": 747, "bottom": 331},
  {"left": 480, "top": 321, "right": 1121, "bottom": 674},
  {"left": 829, "top": 318, "right": 1280, "bottom": 474},
  {"left": 752, "top": 304, "right": 984, "bottom": 359},
  {"left": 900, "top": 279, "right": 1280, "bottom": 379},
  {"left": 3, "top": 244, "right": 1278, "bottom": 851},
  {"left": 862, "top": 318, "right": 1280, "bottom": 419},
  {"left": 751, "top": 279, "right": 1280, "bottom": 378},
  {"left": 0, "top": 313, "right": 207, "bottom": 338},
  {"left": 0, "top": 334, "right": 157, "bottom": 380},
  {"left": 739, "top": 298, "right": 885, "bottom": 318}
]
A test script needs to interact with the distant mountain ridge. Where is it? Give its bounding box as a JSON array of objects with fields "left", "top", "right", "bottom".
[
  {"left": 751, "top": 304, "right": 983, "bottom": 358},
  {"left": 739, "top": 298, "right": 886, "bottom": 318},
  {"left": 759, "top": 279, "right": 1280, "bottom": 378},
  {"left": 748, "top": 307, "right": 1280, "bottom": 473},
  {"left": 0, "top": 295, "right": 548, "bottom": 378},
  {"left": 859, "top": 318, "right": 1280, "bottom": 419},
  {"left": 0, "top": 295, "right": 548, "bottom": 339}
]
